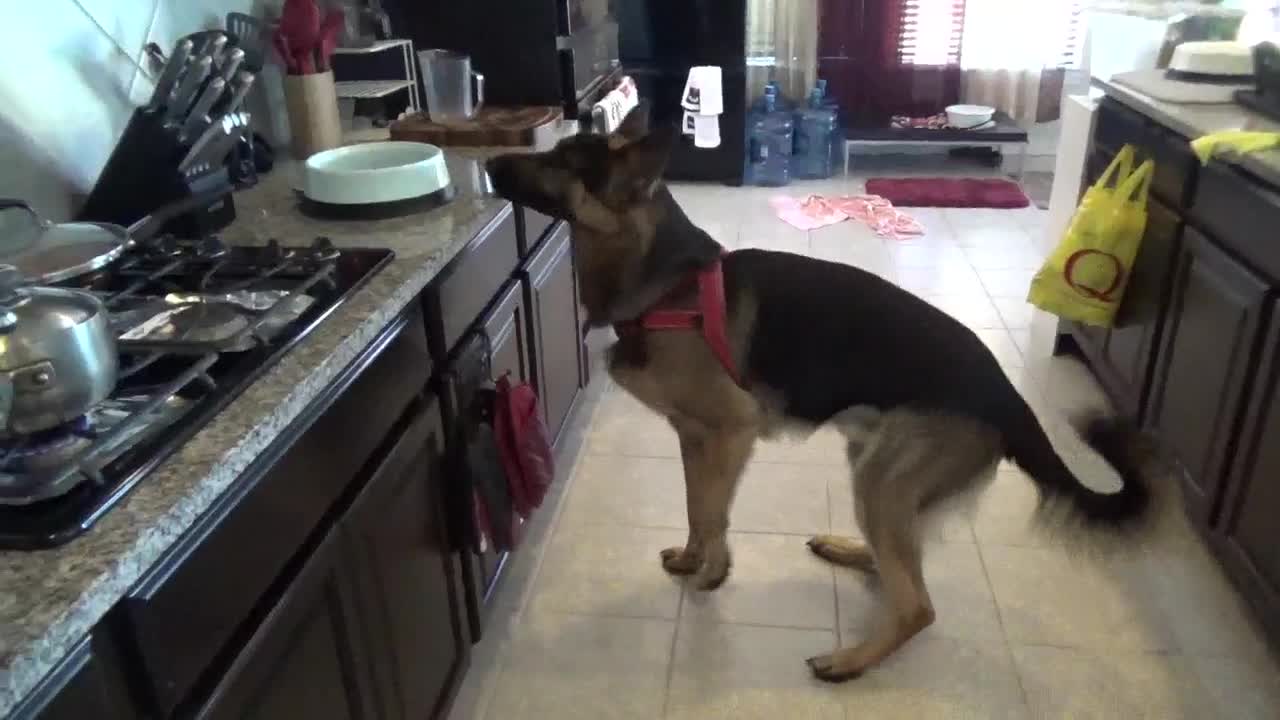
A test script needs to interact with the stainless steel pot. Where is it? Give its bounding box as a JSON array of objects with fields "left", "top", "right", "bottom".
[{"left": 0, "top": 266, "right": 117, "bottom": 436}]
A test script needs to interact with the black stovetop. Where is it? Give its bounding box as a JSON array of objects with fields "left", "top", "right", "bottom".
[{"left": 0, "top": 236, "right": 393, "bottom": 549}]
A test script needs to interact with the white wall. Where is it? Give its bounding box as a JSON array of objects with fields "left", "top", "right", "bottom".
[{"left": 0, "top": 1, "right": 270, "bottom": 222}]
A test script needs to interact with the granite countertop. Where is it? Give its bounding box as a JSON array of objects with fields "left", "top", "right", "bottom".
[
  {"left": 0, "top": 127, "right": 572, "bottom": 715},
  {"left": 1093, "top": 75, "right": 1280, "bottom": 189}
]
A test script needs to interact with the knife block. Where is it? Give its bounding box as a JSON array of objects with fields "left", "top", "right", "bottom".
[{"left": 78, "top": 107, "right": 237, "bottom": 238}]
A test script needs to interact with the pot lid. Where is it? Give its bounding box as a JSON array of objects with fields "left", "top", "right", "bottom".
[
  {"left": 1, "top": 222, "right": 127, "bottom": 284},
  {"left": 1, "top": 203, "right": 128, "bottom": 284}
]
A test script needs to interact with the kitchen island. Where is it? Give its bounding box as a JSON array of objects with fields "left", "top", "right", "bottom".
[
  {"left": 0, "top": 138, "right": 585, "bottom": 719},
  {"left": 1059, "top": 77, "right": 1280, "bottom": 652}
]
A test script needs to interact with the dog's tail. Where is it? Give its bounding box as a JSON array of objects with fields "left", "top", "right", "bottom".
[{"left": 1005, "top": 406, "right": 1152, "bottom": 532}]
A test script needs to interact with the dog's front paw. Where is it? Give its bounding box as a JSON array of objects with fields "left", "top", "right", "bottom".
[
  {"left": 805, "top": 654, "right": 864, "bottom": 683},
  {"left": 660, "top": 546, "right": 701, "bottom": 575}
]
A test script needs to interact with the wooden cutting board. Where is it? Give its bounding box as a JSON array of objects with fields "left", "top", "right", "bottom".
[{"left": 389, "top": 107, "right": 561, "bottom": 147}]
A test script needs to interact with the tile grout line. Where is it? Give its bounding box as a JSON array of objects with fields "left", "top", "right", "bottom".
[
  {"left": 972, "top": 539, "right": 1035, "bottom": 715},
  {"left": 660, "top": 582, "right": 686, "bottom": 719}
]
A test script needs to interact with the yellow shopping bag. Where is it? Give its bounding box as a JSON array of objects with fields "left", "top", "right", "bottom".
[{"left": 1027, "top": 145, "right": 1153, "bottom": 327}]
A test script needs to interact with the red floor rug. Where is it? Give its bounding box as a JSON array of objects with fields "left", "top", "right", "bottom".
[{"left": 864, "top": 177, "right": 1031, "bottom": 209}]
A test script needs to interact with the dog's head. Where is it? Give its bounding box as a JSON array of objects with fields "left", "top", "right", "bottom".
[{"left": 484, "top": 104, "right": 676, "bottom": 234}]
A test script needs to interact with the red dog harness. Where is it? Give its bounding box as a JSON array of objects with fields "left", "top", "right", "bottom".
[{"left": 614, "top": 258, "right": 744, "bottom": 387}]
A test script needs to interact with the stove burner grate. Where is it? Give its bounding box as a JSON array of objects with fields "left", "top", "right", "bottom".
[{"left": 0, "top": 417, "right": 97, "bottom": 473}]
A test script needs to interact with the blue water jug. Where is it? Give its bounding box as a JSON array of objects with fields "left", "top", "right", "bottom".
[
  {"left": 750, "top": 80, "right": 794, "bottom": 114},
  {"left": 814, "top": 79, "right": 845, "bottom": 174},
  {"left": 793, "top": 88, "right": 838, "bottom": 179},
  {"left": 747, "top": 94, "right": 793, "bottom": 187}
]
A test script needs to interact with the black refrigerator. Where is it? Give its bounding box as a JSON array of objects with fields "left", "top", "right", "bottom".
[{"left": 617, "top": 0, "right": 746, "bottom": 185}]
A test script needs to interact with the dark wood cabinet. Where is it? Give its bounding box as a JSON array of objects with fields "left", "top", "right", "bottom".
[
  {"left": 441, "top": 280, "right": 533, "bottom": 641},
  {"left": 523, "top": 221, "right": 584, "bottom": 443},
  {"left": 193, "top": 528, "right": 376, "bottom": 720},
  {"left": 195, "top": 395, "right": 466, "bottom": 720},
  {"left": 487, "top": 280, "right": 534, "bottom": 385},
  {"left": 344, "top": 394, "right": 467, "bottom": 720},
  {"left": 1060, "top": 158, "right": 1184, "bottom": 422},
  {"left": 1214, "top": 304, "right": 1280, "bottom": 643},
  {"left": 1147, "top": 227, "right": 1269, "bottom": 523},
  {"left": 11, "top": 637, "right": 135, "bottom": 720},
  {"left": 119, "top": 310, "right": 430, "bottom": 716},
  {"left": 1101, "top": 197, "right": 1184, "bottom": 420},
  {"left": 1067, "top": 93, "right": 1280, "bottom": 650}
]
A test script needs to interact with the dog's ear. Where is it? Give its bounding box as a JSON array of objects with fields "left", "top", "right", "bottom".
[
  {"left": 619, "top": 124, "right": 676, "bottom": 199},
  {"left": 613, "top": 102, "right": 651, "bottom": 143}
]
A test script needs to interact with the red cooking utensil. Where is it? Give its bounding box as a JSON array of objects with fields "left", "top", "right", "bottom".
[
  {"left": 279, "top": 0, "right": 322, "bottom": 64},
  {"left": 272, "top": 30, "right": 297, "bottom": 74},
  {"left": 296, "top": 47, "right": 316, "bottom": 75},
  {"left": 316, "top": 9, "right": 344, "bottom": 72}
]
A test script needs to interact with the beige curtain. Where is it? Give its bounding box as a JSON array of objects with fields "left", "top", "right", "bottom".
[
  {"left": 959, "top": 0, "right": 1077, "bottom": 123},
  {"left": 746, "top": 0, "right": 819, "bottom": 103},
  {"left": 961, "top": 70, "right": 1047, "bottom": 124}
]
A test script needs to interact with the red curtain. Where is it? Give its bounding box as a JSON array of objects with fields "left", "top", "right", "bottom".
[{"left": 817, "top": 0, "right": 966, "bottom": 128}]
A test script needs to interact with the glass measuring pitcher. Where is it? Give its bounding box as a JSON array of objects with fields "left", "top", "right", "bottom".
[{"left": 418, "top": 49, "right": 485, "bottom": 122}]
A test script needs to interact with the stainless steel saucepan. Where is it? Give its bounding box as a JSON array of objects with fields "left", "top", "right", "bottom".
[
  {"left": 0, "top": 190, "right": 229, "bottom": 435},
  {"left": 0, "top": 266, "right": 117, "bottom": 436}
]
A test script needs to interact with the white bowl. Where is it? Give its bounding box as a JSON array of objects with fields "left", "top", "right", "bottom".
[
  {"left": 945, "top": 104, "right": 995, "bottom": 129},
  {"left": 302, "top": 141, "right": 451, "bottom": 205}
]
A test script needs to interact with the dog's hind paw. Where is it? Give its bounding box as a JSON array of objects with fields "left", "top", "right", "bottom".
[
  {"left": 805, "top": 654, "right": 863, "bottom": 683},
  {"left": 807, "top": 535, "right": 877, "bottom": 572},
  {"left": 660, "top": 546, "right": 701, "bottom": 575}
]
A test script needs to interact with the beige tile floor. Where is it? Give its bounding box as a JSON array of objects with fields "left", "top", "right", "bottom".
[{"left": 448, "top": 175, "right": 1280, "bottom": 720}]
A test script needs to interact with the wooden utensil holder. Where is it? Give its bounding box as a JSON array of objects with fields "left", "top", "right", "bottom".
[{"left": 284, "top": 71, "right": 342, "bottom": 159}]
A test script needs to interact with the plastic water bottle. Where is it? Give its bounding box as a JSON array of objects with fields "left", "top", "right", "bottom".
[
  {"left": 744, "top": 84, "right": 777, "bottom": 184},
  {"left": 793, "top": 88, "right": 838, "bottom": 179},
  {"left": 748, "top": 94, "right": 793, "bottom": 187},
  {"left": 813, "top": 79, "right": 845, "bottom": 173},
  {"left": 750, "top": 80, "right": 793, "bottom": 114}
]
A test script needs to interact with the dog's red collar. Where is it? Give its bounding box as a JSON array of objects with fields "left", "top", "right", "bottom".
[{"left": 614, "top": 258, "right": 744, "bottom": 387}]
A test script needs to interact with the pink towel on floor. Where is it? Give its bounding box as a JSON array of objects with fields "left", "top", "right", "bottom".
[
  {"left": 769, "top": 195, "right": 847, "bottom": 230},
  {"left": 771, "top": 194, "right": 924, "bottom": 240}
]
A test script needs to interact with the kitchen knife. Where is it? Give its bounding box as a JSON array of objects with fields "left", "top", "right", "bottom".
[
  {"left": 206, "top": 33, "right": 228, "bottom": 69},
  {"left": 196, "top": 123, "right": 246, "bottom": 174},
  {"left": 146, "top": 38, "right": 193, "bottom": 112},
  {"left": 166, "top": 55, "right": 213, "bottom": 123},
  {"left": 219, "top": 48, "right": 245, "bottom": 84},
  {"left": 179, "top": 115, "right": 236, "bottom": 173},
  {"left": 180, "top": 76, "right": 226, "bottom": 142},
  {"left": 179, "top": 121, "right": 224, "bottom": 173},
  {"left": 219, "top": 72, "right": 256, "bottom": 117}
]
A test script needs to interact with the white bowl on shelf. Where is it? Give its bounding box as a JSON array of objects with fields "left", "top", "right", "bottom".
[
  {"left": 945, "top": 104, "right": 995, "bottom": 129},
  {"left": 302, "top": 141, "right": 450, "bottom": 205}
]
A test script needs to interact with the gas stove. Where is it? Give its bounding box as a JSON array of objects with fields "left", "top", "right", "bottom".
[{"left": 0, "top": 235, "right": 393, "bottom": 549}]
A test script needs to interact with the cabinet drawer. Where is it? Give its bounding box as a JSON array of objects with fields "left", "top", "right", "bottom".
[
  {"left": 517, "top": 205, "right": 556, "bottom": 257},
  {"left": 1093, "top": 99, "right": 1196, "bottom": 207},
  {"left": 1191, "top": 162, "right": 1280, "bottom": 282},
  {"left": 424, "top": 203, "right": 520, "bottom": 358},
  {"left": 120, "top": 308, "right": 430, "bottom": 715}
]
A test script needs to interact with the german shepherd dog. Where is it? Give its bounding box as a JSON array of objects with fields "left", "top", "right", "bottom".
[{"left": 485, "top": 107, "right": 1158, "bottom": 681}]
